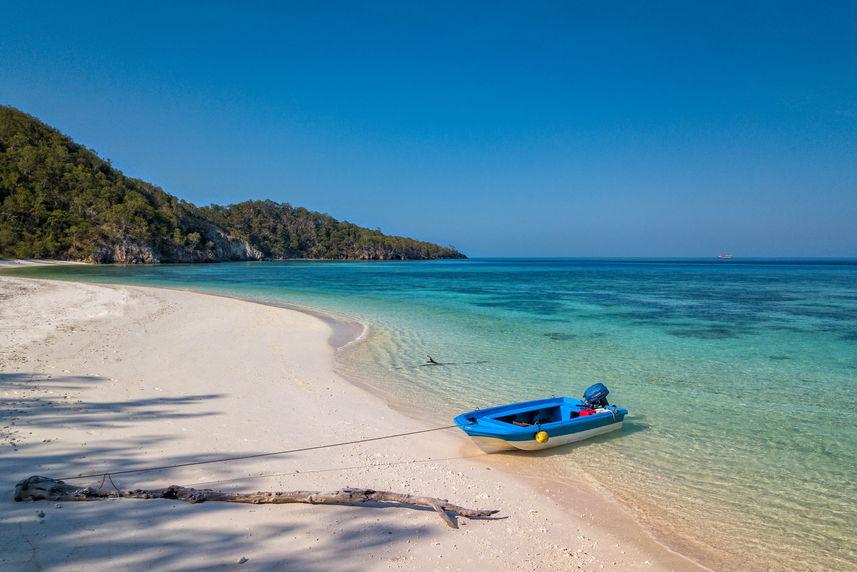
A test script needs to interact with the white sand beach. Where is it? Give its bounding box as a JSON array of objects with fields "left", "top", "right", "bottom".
[{"left": 0, "top": 270, "right": 704, "bottom": 571}]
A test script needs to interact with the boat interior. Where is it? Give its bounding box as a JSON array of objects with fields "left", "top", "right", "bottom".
[{"left": 495, "top": 405, "right": 566, "bottom": 426}]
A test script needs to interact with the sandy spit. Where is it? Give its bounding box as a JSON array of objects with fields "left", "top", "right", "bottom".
[{"left": 0, "top": 273, "right": 704, "bottom": 571}]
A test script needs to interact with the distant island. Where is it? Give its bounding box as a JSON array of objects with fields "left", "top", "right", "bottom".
[{"left": 0, "top": 106, "right": 465, "bottom": 263}]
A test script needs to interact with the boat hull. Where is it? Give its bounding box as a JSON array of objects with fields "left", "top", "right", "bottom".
[
  {"left": 467, "top": 421, "right": 624, "bottom": 453},
  {"left": 454, "top": 396, "right": 627, "bottom": 454}
]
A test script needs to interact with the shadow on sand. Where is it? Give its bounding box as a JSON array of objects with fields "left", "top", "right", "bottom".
[{"left": 1, "top": 372, "right": 497, "bottom": 570}]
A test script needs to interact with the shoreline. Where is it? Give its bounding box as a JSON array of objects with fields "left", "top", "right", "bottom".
[
  {"left": 328, "top": 319, "right": 712, "bottom": 571},
  {"left": 0, "top": 267, "right": 705, "bottom": 570}
]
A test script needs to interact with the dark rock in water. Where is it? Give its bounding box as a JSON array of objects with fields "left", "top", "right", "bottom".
[
  {"left": 667, "top": 326, "right": 739, "bottom": 339},
  {"left": 544, "top": 332, "right": 576, "bottom": 341}
]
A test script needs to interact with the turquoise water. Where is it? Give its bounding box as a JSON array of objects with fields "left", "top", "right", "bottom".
[{"left": 7, "top": 259, "right": 857, "bottom": 570}]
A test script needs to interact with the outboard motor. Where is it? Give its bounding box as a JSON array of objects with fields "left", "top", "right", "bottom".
[{"left": 583, "top": 383, "right": 610, "bottom": 408}]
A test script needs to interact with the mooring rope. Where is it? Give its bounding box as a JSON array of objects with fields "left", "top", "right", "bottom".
[
  {"left": 186, "top": 452, "right": 485, "bottom": 489},
  {"left": 57, "top": 424, "right": 459, "bottom": 481}
]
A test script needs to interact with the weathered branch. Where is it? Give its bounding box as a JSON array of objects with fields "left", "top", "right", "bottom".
[{"left": 14, "top": 476, "right": 498, "bottom": 529}]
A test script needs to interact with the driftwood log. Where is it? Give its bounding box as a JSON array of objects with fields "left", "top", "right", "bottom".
[{"left": 15, "top": 476, "right": 499, "bottom": 529}]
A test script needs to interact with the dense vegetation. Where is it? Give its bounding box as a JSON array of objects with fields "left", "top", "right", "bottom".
[
  {"left": 198, "top": 200, "right": 462, "bottom": 260},
  {"left": 0, "top": 105, "right": 464, "bottom": 262}
]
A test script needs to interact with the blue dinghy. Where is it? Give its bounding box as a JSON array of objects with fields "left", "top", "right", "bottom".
[{"left": 453, "top": 384, "right": 628, "bottom": 453}]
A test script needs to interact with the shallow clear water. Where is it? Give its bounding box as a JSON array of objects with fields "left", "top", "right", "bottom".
[{"left": 8, "top": 259, "right": 857, "bottom": 570}]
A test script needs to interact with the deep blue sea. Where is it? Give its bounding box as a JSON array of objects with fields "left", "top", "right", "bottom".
[{"left": 8, "top": 258, "right": 857, "bottom": 570}]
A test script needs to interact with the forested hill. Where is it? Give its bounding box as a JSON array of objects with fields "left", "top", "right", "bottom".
[{"left": 0, "top": 106, "right": 465, "bottom": 263}]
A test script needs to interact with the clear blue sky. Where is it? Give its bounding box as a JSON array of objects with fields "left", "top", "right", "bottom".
[{"left": 2, "top": 1, "right": 855, "bottom": 257}]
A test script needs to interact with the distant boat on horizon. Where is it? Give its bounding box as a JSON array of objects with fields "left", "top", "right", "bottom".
[{"left": 717, "top": 254, "right": 733, "bottom": 259}]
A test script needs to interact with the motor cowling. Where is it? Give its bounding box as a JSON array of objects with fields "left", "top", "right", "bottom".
[{"left": 583, "top": 383, "right": 610, "bottom": 407}]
